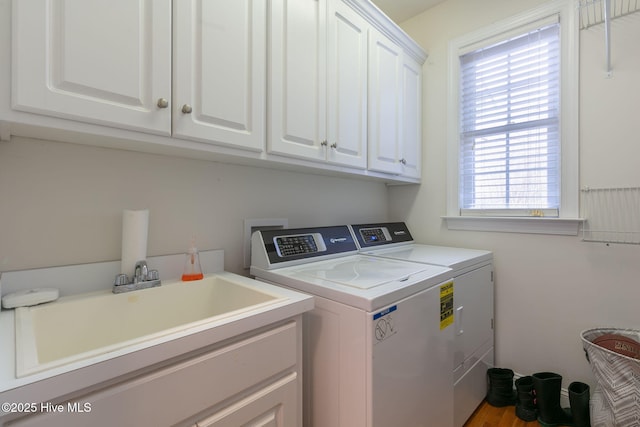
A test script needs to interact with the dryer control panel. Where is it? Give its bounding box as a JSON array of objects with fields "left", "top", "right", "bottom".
[
  {"left": 359, "top": 227, "right": 392, "bottom": 244},
  {"left": 350, "top": 222, "right": 414, "bottom": 248}
]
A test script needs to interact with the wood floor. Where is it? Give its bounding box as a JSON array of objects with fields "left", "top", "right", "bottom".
[{"left": 464, "top": 400, "right": 539, "bottom": 427}]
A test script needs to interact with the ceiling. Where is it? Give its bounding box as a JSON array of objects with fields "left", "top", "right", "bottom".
[{"left": 370, "top": 0, "right": 445, "bottom": 23}]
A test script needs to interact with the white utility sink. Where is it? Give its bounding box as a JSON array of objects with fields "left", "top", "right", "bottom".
[{"left": 14, "top": 275, "right": 285, "bottom": 377}]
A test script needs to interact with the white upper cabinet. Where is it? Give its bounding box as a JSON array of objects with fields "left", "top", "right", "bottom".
[
  {"left": 269, "top": 0, "right": 367, "bottom": 169},
  {"left": 269, "top": 0, "right": 327, "bottom": 162},
  {"left": 172, "top": 1, "right": 266, "bottom": 151},
  {"left": 367, "top": 25, "right": 423, "bottom": 179},
  {"left": 400, "top": 55, "right": 422, "bottom": 179},
  {"left": 367, "top": 28, "right": 403, "bottom": 175},
  {"left": 6, "top": 0, "right": 425, "bottom": 183},
  {"left": 326, "top": 1, "right": 368, "bottom": 169},
  {"left": 12, "top": 0, "right": 172, "bottom": 135},
  {"left": 12, "top": 0, "right": 266, "bottom": 152}
]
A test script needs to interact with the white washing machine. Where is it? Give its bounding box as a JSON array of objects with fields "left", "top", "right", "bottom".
[
  {"left": 350, "top": 222, "right": 494, "bottom": 427},
  {"left": 251, "top": 225, "right": 455, "bottom": 427}
]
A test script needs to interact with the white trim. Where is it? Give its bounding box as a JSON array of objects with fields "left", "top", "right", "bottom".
[
  {"left": 457, "top": 14, "right": 560, "bottom": 56},
  {"left": 560, "top": 0, "right": 580, "bottom": 219},
  {"left": 343, "top": 0, "right": 428, "bottom": 63},
  {"left": 460, "top": 208, "right": 559, "bottom": 218},
  {"left": 446, "top": 0, "right": 580, "bottom": 232},
  {"left": 443, "top": 216, "right": 583, "bottom": 236}
]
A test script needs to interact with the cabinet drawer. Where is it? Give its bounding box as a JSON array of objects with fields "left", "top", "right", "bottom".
[
  {"left": 9, "top": 322, "right": 298, "bottom": 427},
  {"left": 196, "top": 373, "right": 297, "bottom": 427}
]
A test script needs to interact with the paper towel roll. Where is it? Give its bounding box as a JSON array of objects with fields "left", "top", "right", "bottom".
[{"left": 121, "top": 209, "right": 149, "bottom": 277}]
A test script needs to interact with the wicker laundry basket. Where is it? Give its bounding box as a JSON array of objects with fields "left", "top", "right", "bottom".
[{"left": 581, "top": 328, "right": 640, "bottom": 427}]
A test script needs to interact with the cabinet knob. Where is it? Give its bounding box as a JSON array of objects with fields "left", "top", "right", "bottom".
[
  {"left": 156, "top": 98, "right": 169, "bottom": 109},
  {"left": 181, "top": 104, "right": 193, "bottom": 114},
  {"left": 320, "top": 140, "right": 328, "bottom": 147},
  {"left": 399, "top": 158, "right": 407, "bottom": 165},
  {"left": 330, "top": 142, "right": 337, "bottom": 149}
]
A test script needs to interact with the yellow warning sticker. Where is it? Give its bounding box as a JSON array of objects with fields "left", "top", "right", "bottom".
[{"left": 440, "top": 281, "right": 454, "bottom": 330}]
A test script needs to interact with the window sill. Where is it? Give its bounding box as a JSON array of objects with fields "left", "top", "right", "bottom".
[{"left": 443, "top": 216, "right": 584, "bottom": 236}]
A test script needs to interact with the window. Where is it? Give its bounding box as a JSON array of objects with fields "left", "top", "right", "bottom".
[
  {"left": 460, "top": 24, "right": 560, "bottom": 216},
  {"left": 446, "top": 1, "right": 580, "bottom": 234}
]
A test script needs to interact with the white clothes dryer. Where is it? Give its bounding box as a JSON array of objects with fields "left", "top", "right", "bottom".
[
  {"left": 350, "top": 222, "right": 494, "bottom": 427},
  {"left": 251, "top": 225, "right": 455, "bottom": 427}
]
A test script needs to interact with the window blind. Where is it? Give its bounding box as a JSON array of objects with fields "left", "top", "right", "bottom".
[{"left": 459, "top": 23, "right": 560, "bottom": 216}]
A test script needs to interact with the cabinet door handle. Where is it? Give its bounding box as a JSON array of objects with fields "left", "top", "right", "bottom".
[
  {"left": 181, "top": 104, "right": 193, "bottom": 114},
  {"left": 330, "top": 142, "right": 337, "bottom": 149},
  {"left": 399, "top": 158, "right": 407, "bottom": 165},
  {"left": 320, "top": 140, "right": 328, "bottom": 147},
  {"left": 157, "top": 98, "right": 169, "bottom": 109}
]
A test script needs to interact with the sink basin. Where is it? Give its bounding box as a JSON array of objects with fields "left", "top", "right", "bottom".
[{"left": 14, "top": 275, "right": 285, "bottom": 377}]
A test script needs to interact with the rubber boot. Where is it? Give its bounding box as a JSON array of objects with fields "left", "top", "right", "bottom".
[
  {"left": 532, "top": 372, "right": 574, "bottom": 426},
  {"left": 569, "top": 382, "right": 591, "bottom": 427},
  {"left": 486, "top": 368, "right": 516, "bottom": 407},
  {"left": 515, "top": 376, "right": 538, "bottom": 421}
]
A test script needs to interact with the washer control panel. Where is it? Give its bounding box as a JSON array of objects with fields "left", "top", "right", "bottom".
[
  {"left": 274, "top": 233, "right": 326, "bottom": 257},
  {"left": 255, "top": 225, "right": 359, "bottom": 267}
]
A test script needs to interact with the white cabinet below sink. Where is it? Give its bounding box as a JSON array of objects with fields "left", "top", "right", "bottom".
[
  {"left": 0, "top": 252, "right": 312, "bottom": 427},
  {"left": 5, "top": 321, "right": 302, "bottom": 427}
]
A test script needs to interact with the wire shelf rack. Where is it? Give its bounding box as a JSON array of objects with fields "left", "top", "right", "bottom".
[
  {"left": 578, "top": 0, "right": 640, "bottom": 75},
  {"left": 579, "top": 0, "right": 640, "bottom": 29},
  {"left": 581, "top": 186, "right": 640, "bottom": 244}
]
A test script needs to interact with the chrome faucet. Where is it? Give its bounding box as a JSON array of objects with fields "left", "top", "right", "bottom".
[
  {"left": 134, "top": 260, "right": 149, "bottom": 283},
  {"left": 113, "top": 260, "right": 161, "bottom": 293}
]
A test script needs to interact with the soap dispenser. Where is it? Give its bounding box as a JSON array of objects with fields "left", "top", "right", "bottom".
[{"left": 181, "top": 237, "right": 204, "bottom": 281}]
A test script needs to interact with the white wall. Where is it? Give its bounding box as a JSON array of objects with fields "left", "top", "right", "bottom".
[
  {"left": 391, "top": 0, "right": 640, "bottom": 390},
  {"left": 0, "top": 137, "right": 388, "bottom": 275}
]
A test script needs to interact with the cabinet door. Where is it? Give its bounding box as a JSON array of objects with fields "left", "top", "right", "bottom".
[
  {"left": 269, "top": 0, "right": 327, "bottom": 162},
  {"left": 12, "top": 0, "right": 172, "bottom": 135},
  {"left": 400, "top": 55, "right": 422, "bottom": 179},
  {"left": 173, "top": 0, "right": 266, "bottom": 152},
  {"left": 367, "top": 28, "right": 403, "bottom": 174},
  {"left": 326, "top": 1, "right": 368, "bottom": 169}
]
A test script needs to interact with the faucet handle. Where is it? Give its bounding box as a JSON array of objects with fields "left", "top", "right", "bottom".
[
  {"left": 147, "top": 270, "right": 160, "bottom": 281},
  {"left": 114, "top": 274, "right": 129, "bottom": 286}
]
